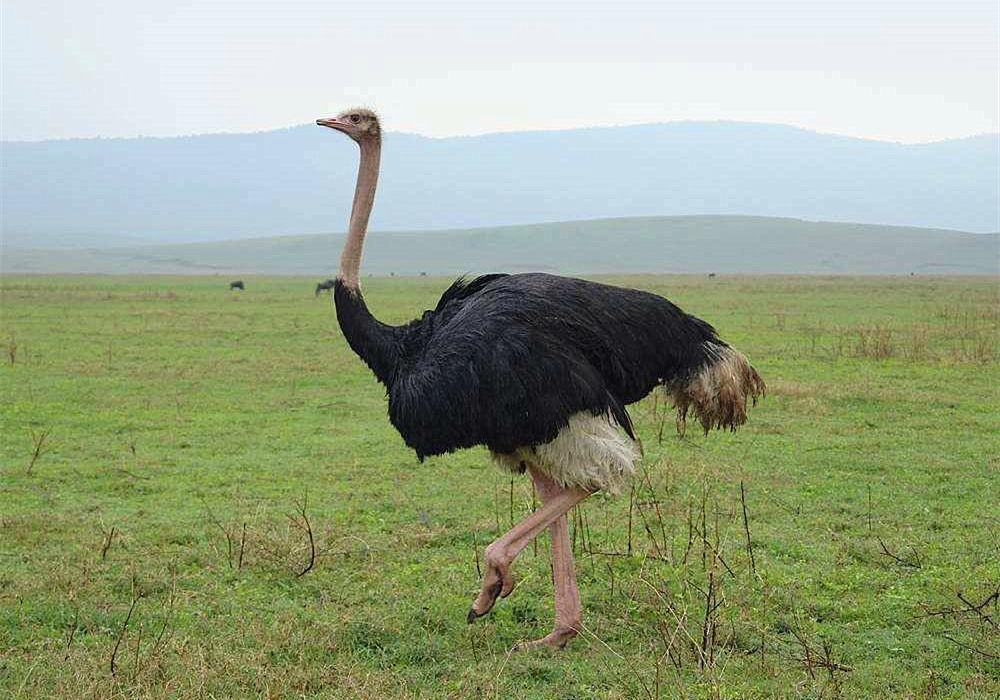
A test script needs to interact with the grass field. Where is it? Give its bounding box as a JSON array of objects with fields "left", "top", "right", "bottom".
[{"left": 1, "top": 274, "right": 997, "bottom": 699}]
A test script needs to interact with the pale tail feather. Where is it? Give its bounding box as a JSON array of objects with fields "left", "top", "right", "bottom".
[{"left": 666, "top": 343, "right": 765, "bottom": 435}]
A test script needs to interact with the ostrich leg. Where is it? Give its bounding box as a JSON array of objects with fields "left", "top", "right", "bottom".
[
  {"left": 468, "top": 476, "right": 592, "bottom": 622},
  {"left": 515, "top": 467, "right": 582, "bottom": 649}
]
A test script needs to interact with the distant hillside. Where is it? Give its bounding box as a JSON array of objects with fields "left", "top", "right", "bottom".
[
  {"left": 2, "top": 123, "right": 997, "bottom": 248},
  {"left": 3, "top": 216, "right": 996, "bottom": 275}
]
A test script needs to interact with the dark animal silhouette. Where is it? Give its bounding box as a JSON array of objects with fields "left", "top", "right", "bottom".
[
  {"left": 315, "top": 279, "right": 336, "bottom": 296},
  {"left": 229, "top": 280, "right": 244, "bottom": 290},
  {"left": 316, "top": 108, "right": 765, "bottom": 650}
]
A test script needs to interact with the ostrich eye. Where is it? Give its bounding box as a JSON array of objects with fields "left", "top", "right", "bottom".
[{"left": 350, "top": 114, "right": 361, "bottom": 124}]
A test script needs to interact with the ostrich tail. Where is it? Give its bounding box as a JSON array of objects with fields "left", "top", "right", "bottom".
[{"left": 666, "top": 342, "right": 765, "bottom": 435}]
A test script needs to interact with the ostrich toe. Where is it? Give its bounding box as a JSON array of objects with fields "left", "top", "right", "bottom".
[{"left": 514, "top": 626, "right": 579, "bottom": 651}]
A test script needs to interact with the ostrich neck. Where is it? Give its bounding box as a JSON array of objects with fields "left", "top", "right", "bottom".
[
  {"left": 333, "top": 136, "right": 399, "bottom": 386},
  {"left": 338, "top": 139, "right": 381, "bottom": 289}
]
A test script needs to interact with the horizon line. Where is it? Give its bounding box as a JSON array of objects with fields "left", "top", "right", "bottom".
[{"left": 3, "top": 117, "right": 998, "bottom": 147}]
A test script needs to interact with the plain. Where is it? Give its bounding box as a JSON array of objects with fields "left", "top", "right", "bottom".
[{"left": 1, "top": 274, "right": 997, "bottom": 699}]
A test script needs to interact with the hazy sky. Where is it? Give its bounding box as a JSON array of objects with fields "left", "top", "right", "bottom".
[{"left": 2, "top": 0, "right": 997, "bottom": 142}]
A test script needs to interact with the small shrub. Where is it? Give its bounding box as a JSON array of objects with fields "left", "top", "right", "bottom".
[{"left": 855, "top": 325, "right": 895, "bottom": 359}]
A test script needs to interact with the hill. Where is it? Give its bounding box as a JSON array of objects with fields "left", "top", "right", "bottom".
[
  {"left": 3, "top": 216, "right": 996, "bottom": 275},
  {"left": 2, "top": 123, "right": 997, "bottom": 248}
]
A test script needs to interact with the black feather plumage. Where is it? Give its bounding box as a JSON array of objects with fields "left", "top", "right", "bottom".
[
  {"left": 335, "top": 273, "right": 728, "bottom": 461},
  {"left": 434, "top": 274, "right": 510, "bottom": 312}
]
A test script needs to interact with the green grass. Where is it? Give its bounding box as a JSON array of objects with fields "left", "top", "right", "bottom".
[{"left": 1, "top": 274, "right": 997, "bottom": 699}]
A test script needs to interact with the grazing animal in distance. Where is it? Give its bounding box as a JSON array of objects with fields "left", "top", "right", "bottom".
[
  {"left": 315, "top": 279, "right": 336, "bottom": 296},
  {"left": 316, "top": 108, "right": 765, "bottom": 650},
  {"left": 229, "top": 280, "right": 245, "bottom": 291}
]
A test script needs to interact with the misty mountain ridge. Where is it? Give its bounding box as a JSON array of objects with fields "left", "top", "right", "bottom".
[{"left": 2, "top": 121, "right": 997, "bottom": 249}]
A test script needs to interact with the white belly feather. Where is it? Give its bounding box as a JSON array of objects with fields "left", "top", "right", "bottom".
[{"left": 492, "top": 411, "right": 640, "bottom": 495}]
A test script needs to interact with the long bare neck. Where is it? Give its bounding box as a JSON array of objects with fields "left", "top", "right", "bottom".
[
  {"left": 332, "top": 135, "right": 399, "bottom": 386},
  {"left": 338, "top": 138, "right": 381, "bottom": 289}
]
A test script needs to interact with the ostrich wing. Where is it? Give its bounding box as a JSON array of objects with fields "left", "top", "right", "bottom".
[
  {"left": 388, "top": 275, "right": 648, "bottom": 460},
  {"left": 389, "top": 324, "right": 631, "bottom": 460}
]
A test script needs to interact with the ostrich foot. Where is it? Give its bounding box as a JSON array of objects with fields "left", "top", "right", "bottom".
[
  {"left": 467, "top": 546, "right": 515, "bottom": 622},
  {"left": 514, "top": 625, "right": 579, "bottom": 651}
]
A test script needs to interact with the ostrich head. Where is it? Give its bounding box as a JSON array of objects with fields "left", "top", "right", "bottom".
[{"left": 316, "top": 108, "right": 381, "bottom": 144}]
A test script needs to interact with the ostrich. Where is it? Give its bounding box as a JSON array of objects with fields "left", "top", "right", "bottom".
[
  {"left": 316, "top": 108, "right": 765, "bottom": 649},
  {"left": 229, "top": 280, "right": 245, "bottom": 291},
  {"left": 315, "top": 278, "right": 336, "bottom": 296}
]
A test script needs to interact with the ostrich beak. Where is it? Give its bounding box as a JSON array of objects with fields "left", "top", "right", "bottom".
[{"left": 316, "top": 117, "right": 345, "bottom": 131}]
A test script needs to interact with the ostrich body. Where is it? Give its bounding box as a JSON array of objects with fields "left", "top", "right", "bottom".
[
  {"left": 315, "top": 278, "right": 336, "bottom": 296},
  {"left": 317, "top": 109, "right": 764, "bottom": 649},
  {"left": 229, "top": 280, "right": 244, "bottom": 290}
]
